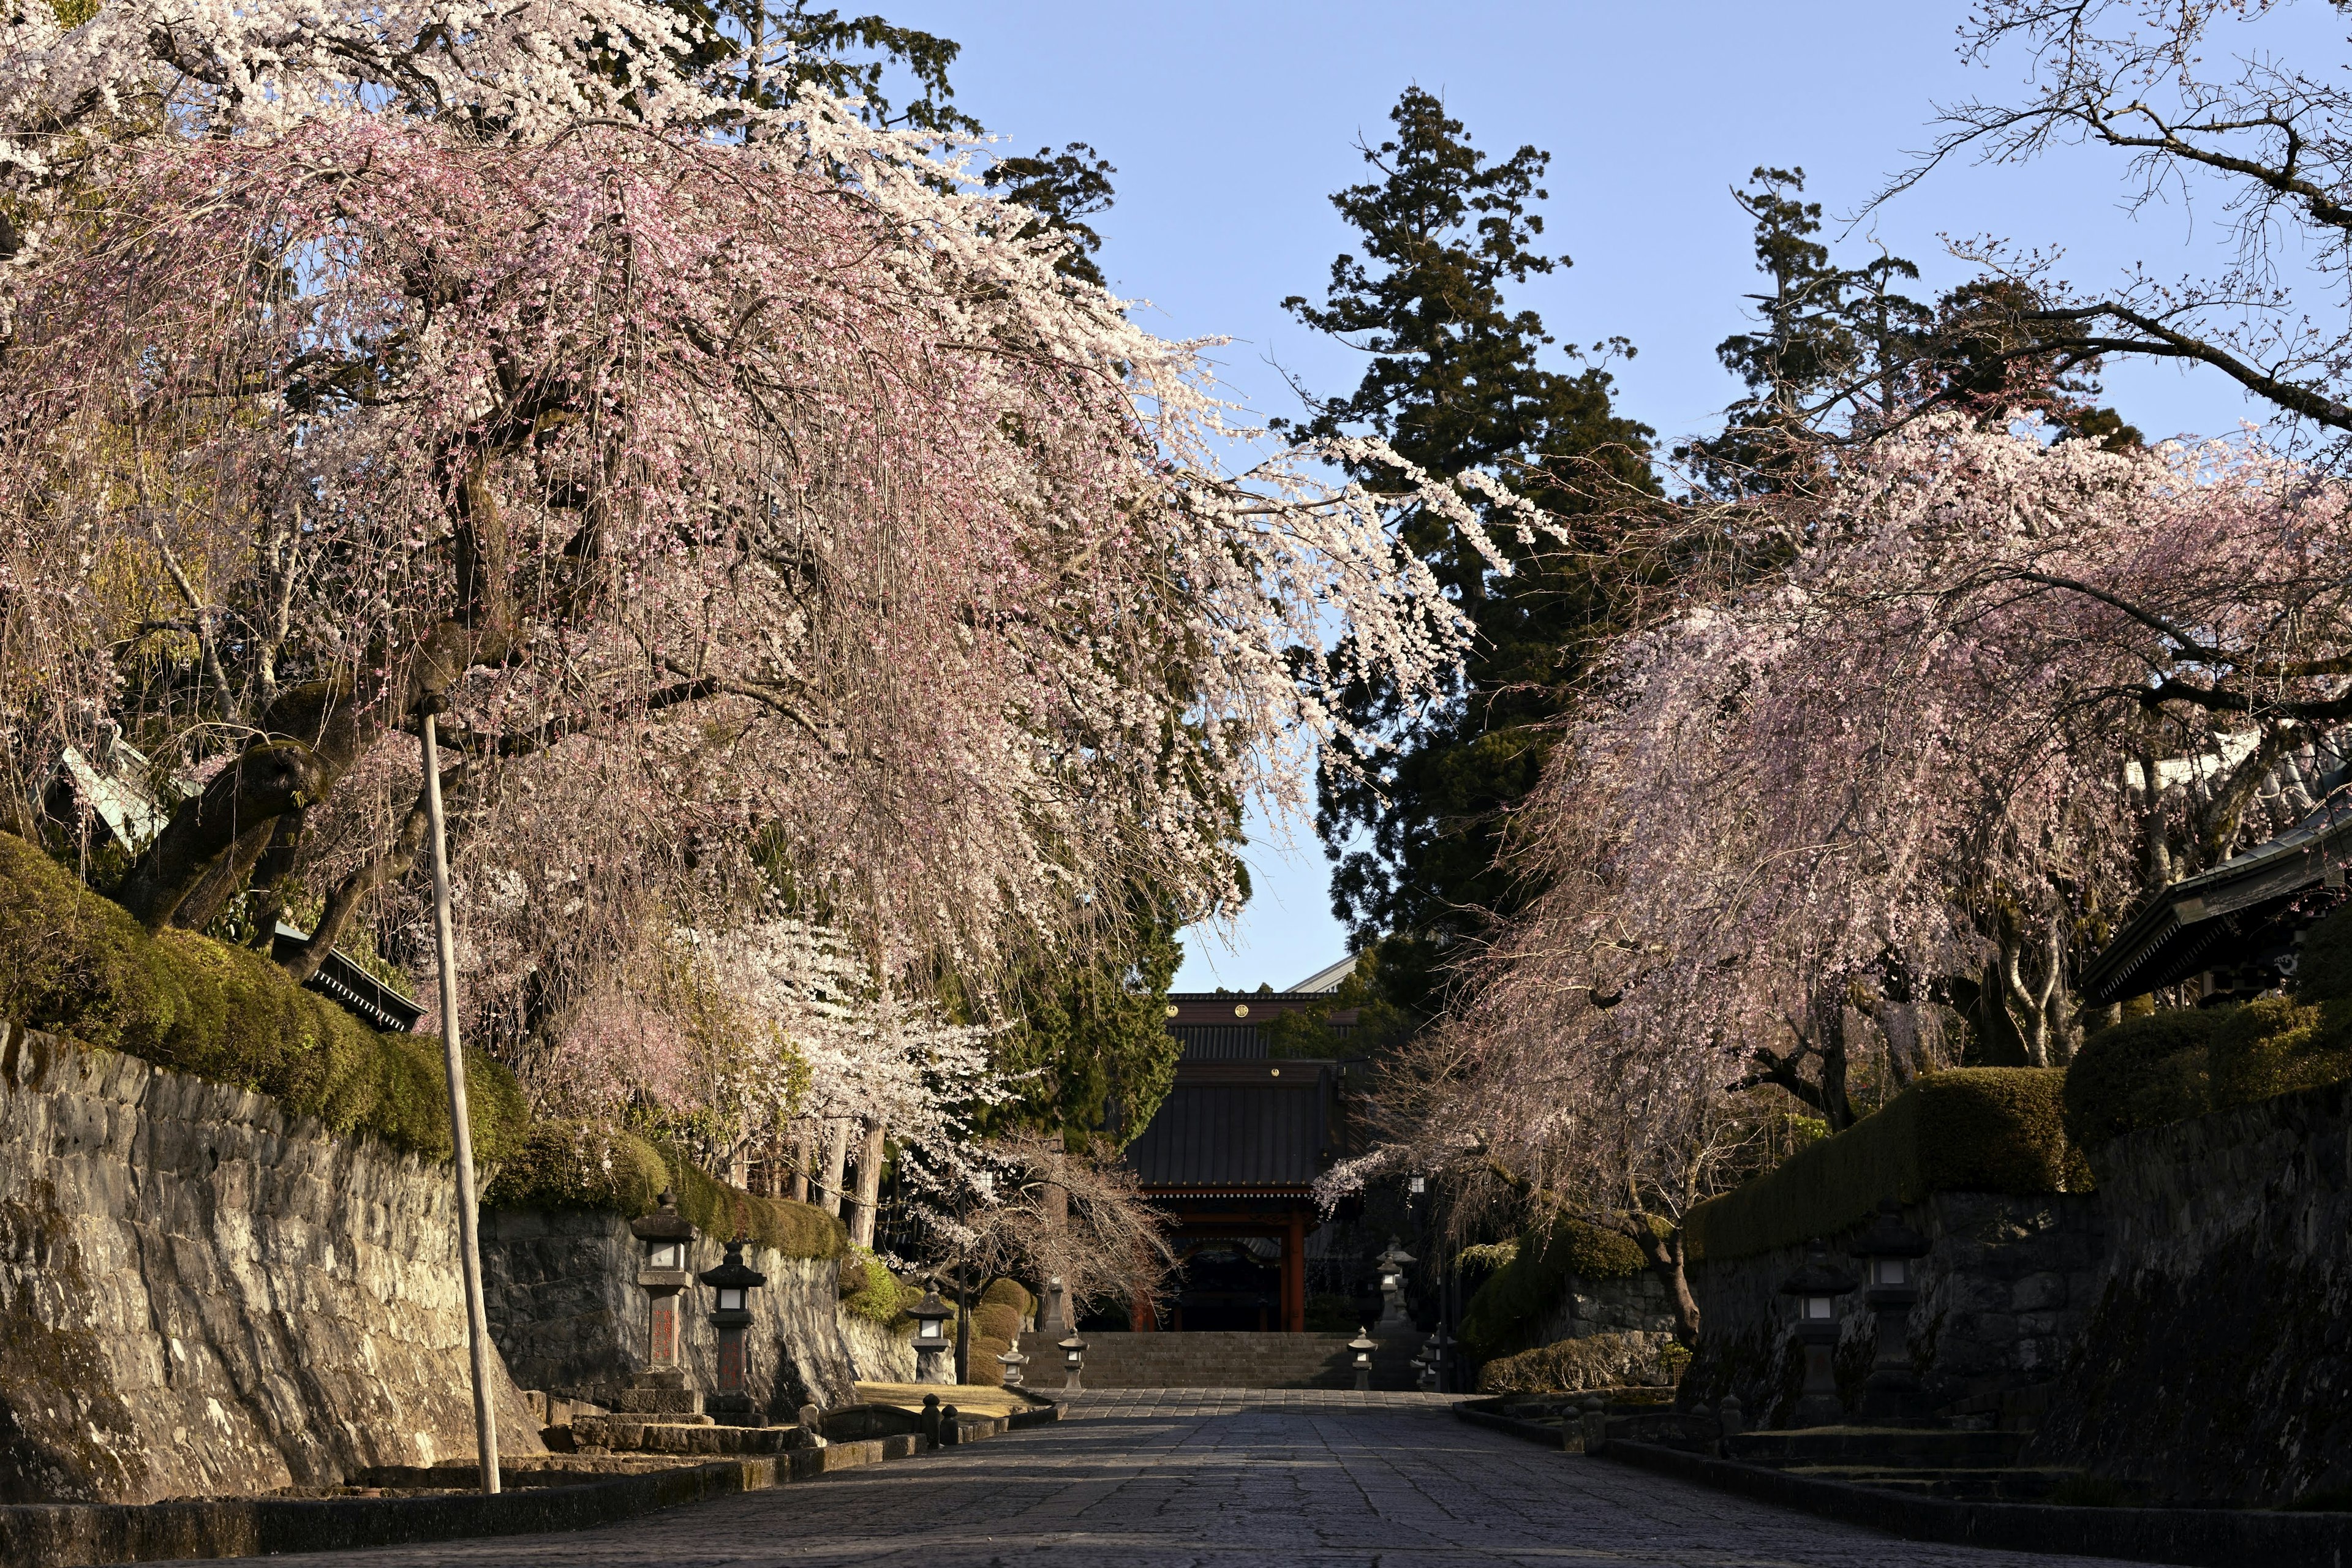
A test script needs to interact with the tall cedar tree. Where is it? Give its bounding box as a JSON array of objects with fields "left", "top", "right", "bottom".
[
  {"left": 1281, "top": 88, "right": 1656, "bottom": 1014},
  {"left": 1682, "top": 167, "right": 2139, "bottom": 501}
]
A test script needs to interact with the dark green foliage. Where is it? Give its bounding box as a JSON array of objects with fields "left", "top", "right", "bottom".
[
  {"left": 2297, "top": 903, "right": 2352, "bottom": 1002},
  {"left": 1280, "top": 88, "right": 1658, "bottom": 1002},
  {"left": 978, "top": 915, "right": 1182, "bottom": 1149},
  {"left": 482, "top": 1119, "right": 673, "bottom": 1214},
  {"left": 982, "top": 144, "right": 1116, "bottom": 287},
  {"left": 1257, "top": 950, "right": 1416, "bottom": 1061},
  {"left": 0, "top": 831, "right": 524, "bottom": 1164},
  {"left": 1475, "top": 1331, "right": 1674, "bottom": 1395},
  {"left": 1458, "top": 1213, "right": 1646, "bottom": 1363},
  {"left": 839, "top": 1249, "right": 921, "bottom": 1322},
  {"left": 2064, "top": 1008, "right": 2225, "bottom": 1147},
  {"left": 2065, "top": 987, "right": 2352, "bottom": 1147},
  {"left": 1686, "top": 1069, "right": 2088, "bottom": 1264}
]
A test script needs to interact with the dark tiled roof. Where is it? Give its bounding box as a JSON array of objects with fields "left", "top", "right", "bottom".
[{"left": 1125, "top": 1066, "right": 1332, "bottom": 1191}]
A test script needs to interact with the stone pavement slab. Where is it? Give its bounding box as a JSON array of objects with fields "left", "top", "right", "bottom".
[{"left": 225, "top": 1390, "right": 2166, "bottom": 1567}]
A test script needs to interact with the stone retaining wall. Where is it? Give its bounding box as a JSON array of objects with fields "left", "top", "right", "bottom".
[
  {"left": 1525, "top": 1269, "right": 1680, "bottom": 1348},
  {"left": 1679, "top": 1189, "right": 2103, "bottom": 1430},
  {"left": 2027, "top": 1079, "right": 2352, "bottom": 1505},
  {"left": 478, "top": 1207, "right": 912, "bottom": 1417},
  {"left": 0, "top": 1025, "right": 546, "bottom": 1505}
]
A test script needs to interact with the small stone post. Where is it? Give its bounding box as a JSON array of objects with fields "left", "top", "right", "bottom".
[{"left": 1580, "top": 1394, "right": 1608, "bottom": 1455}]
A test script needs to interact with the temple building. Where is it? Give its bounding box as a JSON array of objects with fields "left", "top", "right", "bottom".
[{"left": 1119, "top": 960, "right": 1363, "bottom": 1332}]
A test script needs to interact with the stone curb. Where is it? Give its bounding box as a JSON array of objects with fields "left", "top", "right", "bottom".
[
  {"left": 0, "top": 1403, "right": 1061, "bottom": 1568},
  {"left": 1452, "top": 1401, "right": 1567, "bottom": 1447},
  {"left": 1601, "top": 1439, "right": 2352, "bottom": 1568}
]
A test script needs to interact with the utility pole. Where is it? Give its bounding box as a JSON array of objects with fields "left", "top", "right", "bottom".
[{"left": 421, "top": 709, "right": 500, "bottom": 1495}]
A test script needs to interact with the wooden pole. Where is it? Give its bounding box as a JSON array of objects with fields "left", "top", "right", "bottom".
[{"left": 421, "top": 712, "right": 500, "bottom": 1495}]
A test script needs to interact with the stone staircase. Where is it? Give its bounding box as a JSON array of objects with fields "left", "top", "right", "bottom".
[{"left": 1019, "top": 1330, "right": 1410, "bottom": 1389}]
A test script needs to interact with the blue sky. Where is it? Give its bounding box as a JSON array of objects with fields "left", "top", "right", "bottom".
[{"left": 887, "top": 1, "right": 2323, "bottom": 990}]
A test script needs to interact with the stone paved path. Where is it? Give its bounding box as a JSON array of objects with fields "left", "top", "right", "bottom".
[{"left": 237, "top": 1390, "right": 2166, "bottom": 1566}]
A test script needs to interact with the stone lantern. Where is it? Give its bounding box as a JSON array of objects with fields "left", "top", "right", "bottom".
[
  {"left": 628, "top": 1189, "right": 696, "bottom": 1376},
  {"left": 1373, "top": 1239, "right": 1417, "bottom": 1335},
  {"left": 1349, "top": 1328, "right": 1378, "bottom": 1392},
  {"left": 1779, "top": 1240, "right": 1858, "bottom": 1428},
  {"left": 997, "top": 1343, "right": 1029, "bottom": 1387},
  {"left": 1037, "top": 1275, "right": 1070, "bottom": 1337},
  {"left": 1848, "top": 1197, "right": 1931, "bottom": 1420},
  {"left": 1058, "top": 1332, "right": 1087, "bottom": 1393},
  {"left": 908, "top": 1288, "right": 954, "bottom": 1384},
  {"left": 698, "top": 1236, "right": 769, "bottom": 1427}
]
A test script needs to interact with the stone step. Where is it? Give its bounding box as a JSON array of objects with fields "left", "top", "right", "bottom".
[
  {"left": 1727, "top": 1428, "right": 2029, "bottom": 1469},
  {"left": 1785, "top": 1465, "right": 2079, "bottom": 1502},
  {"left": 1018, "top": 1331, "right": 1404, "bottom": 1390}
]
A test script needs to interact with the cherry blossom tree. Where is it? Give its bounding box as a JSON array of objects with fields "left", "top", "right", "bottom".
[
  {"left": 0, "top": 0, "right": 1524, "bottom": 1188},
  {"left": 1343, "top": 413, "right": 2352, "bottom": 1330}
]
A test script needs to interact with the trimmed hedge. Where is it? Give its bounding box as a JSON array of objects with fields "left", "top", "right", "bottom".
[
  {"left": 1476, "top": 1331, "right": 1675, "bottom": 1395},
  {"left": 1460, "top": 1213, "right": 1648, "bottom": 1363},
  {"left": 0, "top": 831, "right": 524, "bottom": 1164},
  {"left": 2064, "top": 990, "right": 2352, "bottom": 1149},
  {"left": 1685, "top": 1068, "right": 2089, "bottom": 1264}
]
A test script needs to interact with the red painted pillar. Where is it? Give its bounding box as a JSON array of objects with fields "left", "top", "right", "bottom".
[
  {"left": 1131, "top": 1287, "right": 1155, "bottom": 1332},
  {"left": 1284, "top": 1212, "right": 1307, "bottom": 1332}
]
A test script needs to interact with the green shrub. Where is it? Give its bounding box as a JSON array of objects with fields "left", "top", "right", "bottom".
[
  {"left": 0, "top": 831, "right": 524, "bottom": 1164},
  {"left": 1476, "top": 1331, "right": 1674, "bottom": 1395},
  {"left": 2209, "top": 995, "right": 2352, "bottom": 1110},
  {"left": 979, "top": 1277, "right": 1035, "bottom": 1319},
  {"left": 482, "top": 1119, "right": 671, "bottom": 1213},
  {"left": 1686, "top": 1068, "right": 2089, "bottom": 1264},
  {"left": 840, "top": 1250, "right": 921, "bottom": 1322},
  {"left": 1460, "top": 1214, "right": 1647, "bottom": 1363},
  {"left": 2064, "top": 1008, "right": 2224, "bottom": 1147}
]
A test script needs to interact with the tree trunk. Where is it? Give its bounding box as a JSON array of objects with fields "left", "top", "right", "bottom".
[
  {"left": 848, "top": 1119, "right": 886, "bottom": 1250},
  {"left": 818, "top": 1117, "right": 851, "bottom": 1218},
  {"left": 1627, "top": 1222, "right": 1700, "bottom": 1345},
  {"left": 788, "top": 1121, "right": 813, "bottom": 1204},
  {"left": 954, "top": 1277, "right": 972, "bottom": 1386}
]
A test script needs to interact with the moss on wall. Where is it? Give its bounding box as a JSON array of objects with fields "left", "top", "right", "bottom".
[
  {"left": 481, "top": 1118, "right": 844, "bottom": 1259},
  {"left": 1686, "top": 1068, "right": 2088, "bottom": 1264},
  {"left": 1460, "top": 1213, "right": 1647, "bottom": 1363},
  {"left": 0, "top": 832, "right": 523, "bottom": 1164},
  {"left": 2, "top": 831, "right": 837, "bottom": 1254}
]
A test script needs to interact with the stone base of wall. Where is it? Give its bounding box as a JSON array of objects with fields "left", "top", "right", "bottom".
[
  {"left": 2030, "top": 1080, "right": 2352, "bottom": 1506},
  {"left": 1681, "top": 1191, "right": 2102, "bottom": 1431},
  {"left": 0, "top": 1026, "right": 545, "bottom": 1505},
  {"left": 479, "top": 1207, "right": 877, "bottom": 1415}
]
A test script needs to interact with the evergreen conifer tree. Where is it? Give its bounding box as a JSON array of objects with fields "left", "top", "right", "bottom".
[{"left": 1280, "top": 87, "right": 1656, "bottom": 1012}]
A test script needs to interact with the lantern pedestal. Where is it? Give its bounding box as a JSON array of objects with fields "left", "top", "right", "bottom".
[
  {"left": 1849, "top": 1199, "right": 1932, "bottom": 1422},
  {"left": 699, "top": 1237, "right": 771, "bottom": 1428},
  {"left": 621, "top": 1190, "right": 706, "bottom": 1419},
  {"left": 1778, "top": 1242, "right": 1858, "bottom": 1429}
]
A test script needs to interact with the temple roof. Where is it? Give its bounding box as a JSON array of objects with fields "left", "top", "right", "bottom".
[
  {"left": 2081, "top": 804, "right": 2352, "bottom": 1005},
  {"left": 1123, "top": 1061, "right": 1344, "bottom": 1193}
]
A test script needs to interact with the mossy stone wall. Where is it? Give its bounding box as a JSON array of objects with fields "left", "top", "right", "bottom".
[{"left": 1685, "top": 1068, "right": 2089, "bottom": 1265}]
